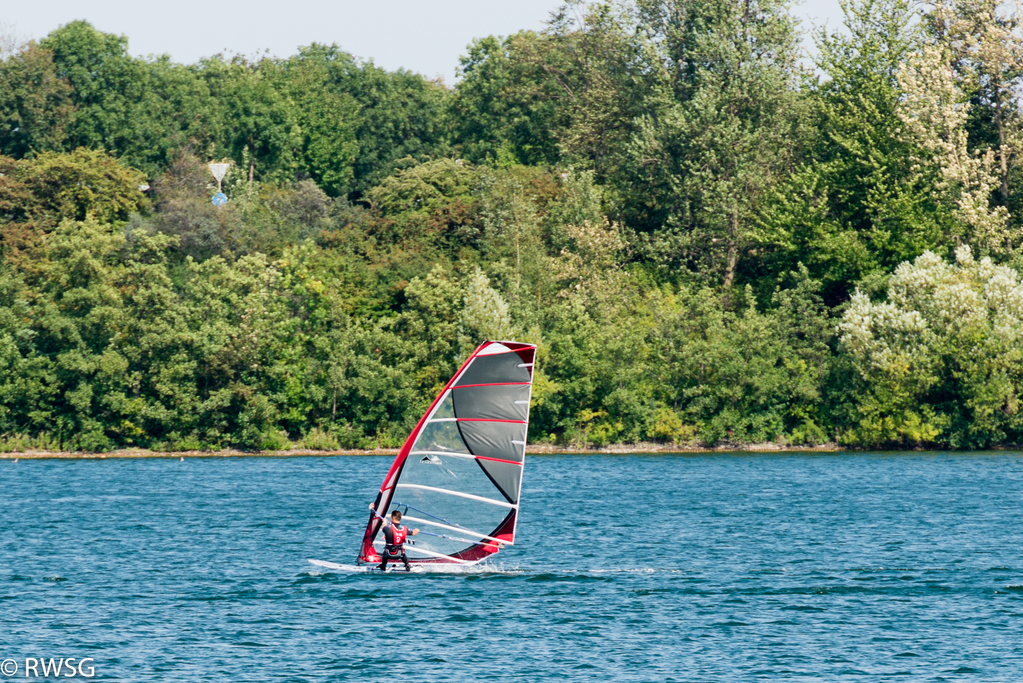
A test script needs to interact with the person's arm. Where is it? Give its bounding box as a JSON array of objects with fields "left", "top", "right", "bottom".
[{"left": 411, "top": 528, "right": 420, "bottom": 536}]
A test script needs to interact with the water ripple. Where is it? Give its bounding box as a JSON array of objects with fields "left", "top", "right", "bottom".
[{"left": 2, "top": 452, "right": 1022, "bottom": 681}]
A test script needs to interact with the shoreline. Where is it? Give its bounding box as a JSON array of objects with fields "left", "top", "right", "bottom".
[
  {"left": 0, "top": 442, "right": 888, "bottom": 459},
  {"left": 5, "top": 442, "right": 1023, "bottom": 459}
]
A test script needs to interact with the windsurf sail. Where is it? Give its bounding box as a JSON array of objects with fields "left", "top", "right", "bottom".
[{"left": 358, "top": 340, "right": 537, "bottom": 565}]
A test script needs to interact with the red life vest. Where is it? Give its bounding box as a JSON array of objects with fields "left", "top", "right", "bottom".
[{"left": 385, "top": 523, "right": 408, "bottom": 552}]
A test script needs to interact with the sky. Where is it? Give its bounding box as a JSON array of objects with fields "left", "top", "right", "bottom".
[{"left": 4, "top": 0, "right": 846, "bottom": 83}]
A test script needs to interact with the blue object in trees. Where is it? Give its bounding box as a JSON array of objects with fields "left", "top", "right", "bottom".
[{"left": 212, "top": 192, "right": 227, "bottom": 206}]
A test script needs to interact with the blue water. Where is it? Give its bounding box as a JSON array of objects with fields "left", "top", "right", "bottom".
[{"left": 2, "top": 453, "right": 1023, "bottom": 681}]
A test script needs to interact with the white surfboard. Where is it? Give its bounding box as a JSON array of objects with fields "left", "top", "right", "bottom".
[{"left": 307, "top": 559, "right": 420, "bottom": 573}]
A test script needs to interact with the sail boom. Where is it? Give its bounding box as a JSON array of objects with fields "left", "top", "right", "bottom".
[
  {"left": 371, "top": 540, "right": 477, "bottom": 564},
  {"left": 411, "top": 449, "right": 477, "bottom": 459}
]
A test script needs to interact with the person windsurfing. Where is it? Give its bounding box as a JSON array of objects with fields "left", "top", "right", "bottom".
[{"left": 369, "top": 505, "right": 419, "bottom": 571}]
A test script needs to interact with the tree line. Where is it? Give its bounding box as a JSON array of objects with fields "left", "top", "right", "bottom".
[{"left": 3, "top": 0, "right": 1023, "bottom": 451}]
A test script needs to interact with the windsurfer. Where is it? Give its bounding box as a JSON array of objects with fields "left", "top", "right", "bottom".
[{"left": 369, "top": 505, "right": 419, "bottom": 571}]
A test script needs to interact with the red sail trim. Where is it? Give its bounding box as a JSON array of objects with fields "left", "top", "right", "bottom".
[
  {"left": 410, "top": 510, "right": 518, "bottom": 565},
  {"left": 475, "top": 455, "right": 524, "bottom": 465},
  {"left": 453, "top": 382, "right": 531, "bottom": 389},
  {"left": 474, "top": 348, "right": 529, "bottom": 356},
  {"left": 453, "top": 510, "right": 517, "bottom": 562}
]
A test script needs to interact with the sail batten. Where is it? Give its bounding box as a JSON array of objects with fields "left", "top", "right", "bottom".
[
  {"left": 396, "top": 483, "right": 517, "bottom": 508},
  {"left": 424, "top": 418, "right": 527, "bottom": 424},
  {"left": 400, "top": 515, "right": 514, "bottom": 545},
  {"left": 358, "top": 340, "right": 537, "bottom": 565},
  {"left": 411, "top": 450, "right": 524, "bottom": 466}
]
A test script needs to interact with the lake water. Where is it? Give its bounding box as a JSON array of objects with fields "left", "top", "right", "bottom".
[{"left": 2, "top": 453, "right": 1023, "bottom": 681}]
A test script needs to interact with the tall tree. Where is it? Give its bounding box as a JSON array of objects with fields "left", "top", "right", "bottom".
[
  {"left": 898, "top": 43, "right": 1011, "bottom": 253},
  {"left": 269, "top": 46, "right": 360, "bottom": 196},
  {"left": 39, "top": 21, "right": 218, "bottom": 176},
  {"left": 197, "top": 56, "right": 299, "bottom": 184},
  {"left": 759, "top": 0, "right": 953, "bottom": 303},
  {"left": 294, "top": 47, "right": 451, "bottom": 197},
  {"left": 925, "top": 0, "right": 1023, "bottom": 205},
  {"left": 450, "top": 33, "right": 568, "bottom": 166},
  {"left": 629, "top": 0, "right": 803, "bottom": 294},
  {"left": 0, "top": 42, "right": 73, "bottom": 158}
]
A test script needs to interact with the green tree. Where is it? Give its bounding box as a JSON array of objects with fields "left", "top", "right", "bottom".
[
  {"left": 280, "top": 45, "right": 450, "bottom": 196},
  {"left": 36, "top": 21, "right": 225, "bottom": 176},
  {"left": 629, "top": 0, "right": 803, "bottom": 294},
  {"left": 647, "top": 271, "right": 833, "bottom": 445},
  {"left": 197, "top": 55, "right": 299, "bottom": 183},
  {"left": 760, "top": 0, "right": 953, "bottom": 304},
  {"left": 0, "top": 149, "right": 147, "bottom": 266},
  {"left": 344, "top": 63, "right": 451, "bottom": 197},
  {"left": 269, "top": 47, "right": 361, "bottom": 196},
  {"left": 364, "top": 157, "right": 480, "bottom": 254},
  {"left": 0, "top": 42, "right": 73, "bottom": 158},
  {"left": 451, "top": 33, "right": 568, "bottom": 166},
  {"left": 14, "top": 148, "right": 148, "bottom": 225}
]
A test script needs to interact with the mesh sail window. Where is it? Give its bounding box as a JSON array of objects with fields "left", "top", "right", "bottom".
[{"left": 359, "top": 341, "right": 536, "bottom": 565}]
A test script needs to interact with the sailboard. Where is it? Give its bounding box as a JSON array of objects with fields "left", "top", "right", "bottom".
[
  {"left": 308, "top": 559, "right": 422, "bottom": 573},
  {"left": 357, "top": 340, "right": 537, "bottom": 567}
]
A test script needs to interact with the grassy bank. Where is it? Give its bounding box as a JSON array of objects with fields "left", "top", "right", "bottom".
[{"left": 0, "top": 442, "right": 849, "bottom": 459}]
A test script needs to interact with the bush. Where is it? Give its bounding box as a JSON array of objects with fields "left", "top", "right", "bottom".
[
  {"left": 300, "top": 427, "right": 341, "bottom": 451},
  {"left": 839, "top": 247, "right": 1023, "bottom": 448}
]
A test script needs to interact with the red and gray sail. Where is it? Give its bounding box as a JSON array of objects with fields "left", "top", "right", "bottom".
[{"left": 358, "top": 341, "right": 536, "bottom": 565}]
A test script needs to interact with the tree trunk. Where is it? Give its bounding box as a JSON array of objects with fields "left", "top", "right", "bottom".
[
  {"left": 723, "top": 242, "right": 738, "bottom": 290},
  {"left": 996, "top": 82, "right": 1009, "bottom": 203},
  {"left": 249, "top": 162, "right": 255, "bottom": 184},
  {"left": 722, "top": 209, "right": 740, "bottom": 307}
]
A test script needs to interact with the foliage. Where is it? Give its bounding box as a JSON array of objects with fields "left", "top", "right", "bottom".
[
  {"left": 4, "top": 5, "right": 1023, "bottom": 450},
  {"left": 0, "top": 41, "right": 73, "bottom": 158},
  {"left": 759, "top": 0, "right": 954, "bottom": 305},
  {"left": 630, "top": 0, "right": 804, "bottom": 294},
  {"left": 840, "top": 246, "right": 1023, "bottom": 447},
  {"left": 267, "top": 48, "right": 360, "bottom": 196},
  {"left": 451, "top": 33, "right": 569, "bottom": 166},
  {"left": 647, "top": 271, "right": 833, "bottom": 445},
  {"left": 0, "top": 149, "right": 148, "bottom": 268},
  {"left": 9, "top": 148, "right": 148, "bottom": 224},
  {"left": 898, "top": 44, "right": 1011, "bottom": 252}
]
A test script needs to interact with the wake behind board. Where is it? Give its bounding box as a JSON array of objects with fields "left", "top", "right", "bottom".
[{"left": 308, "top": 559, "right": 421, "bottom": 573}]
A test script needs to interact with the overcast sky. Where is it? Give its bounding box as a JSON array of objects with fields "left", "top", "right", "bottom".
[{"left": 5, "top": 0, "right": 845, "bottom": 83}]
